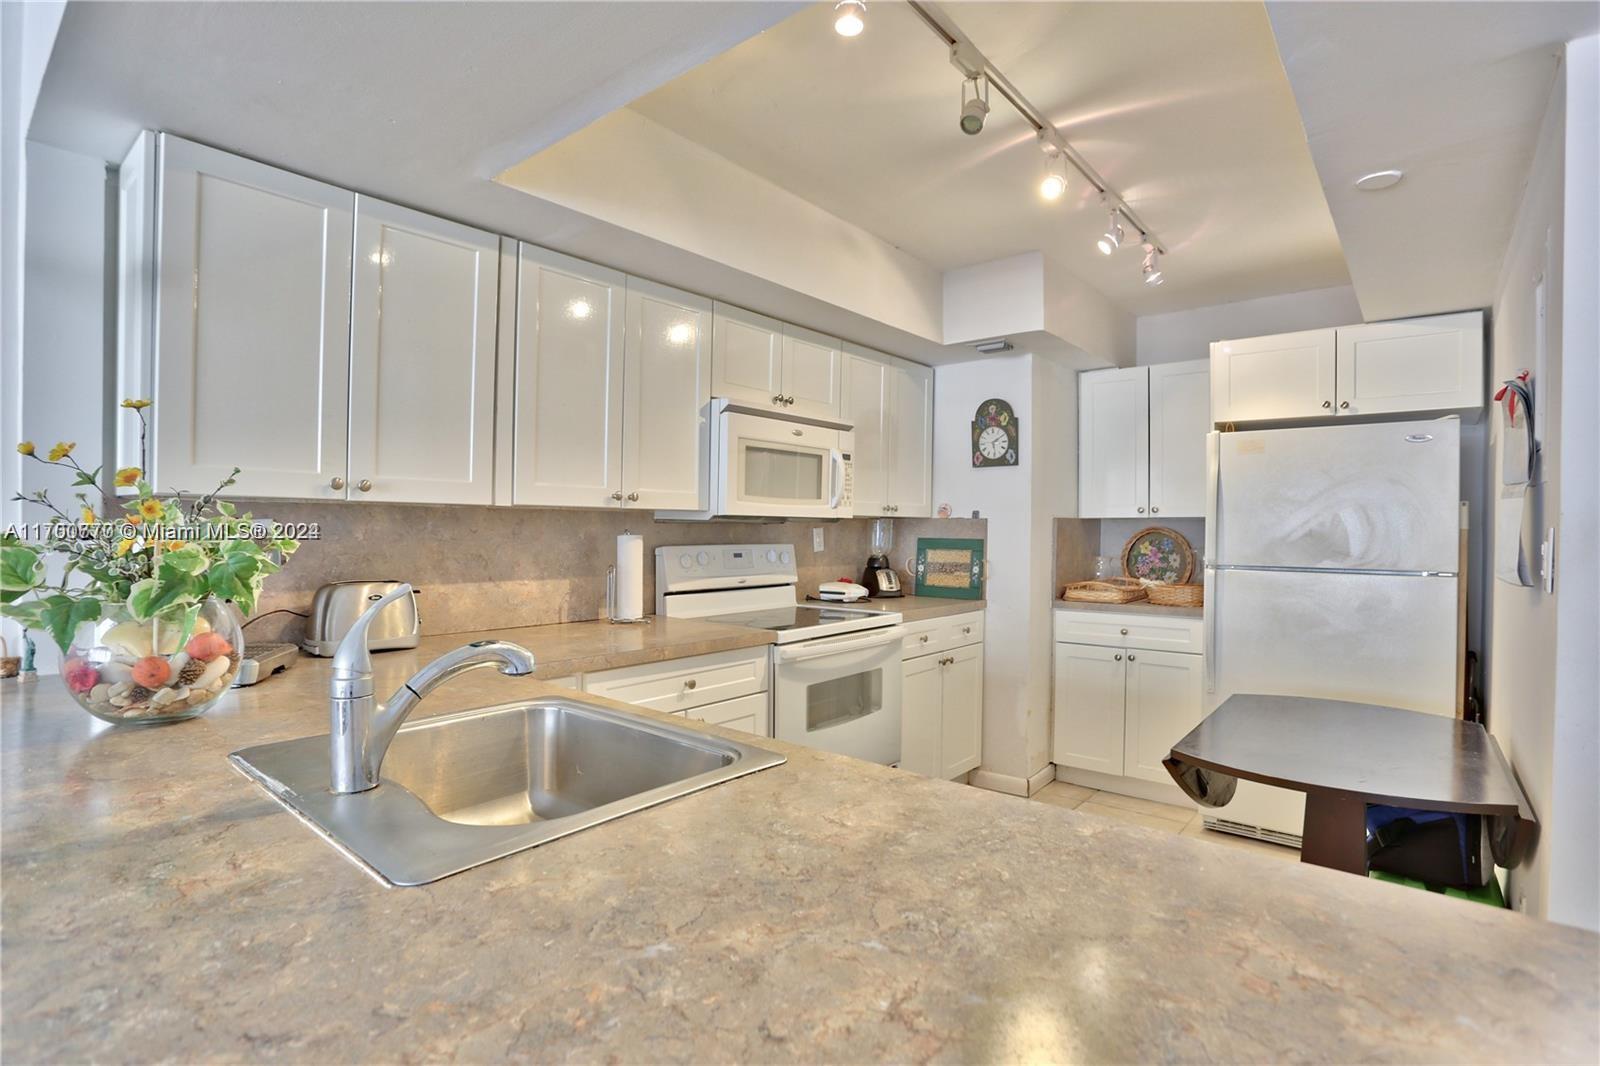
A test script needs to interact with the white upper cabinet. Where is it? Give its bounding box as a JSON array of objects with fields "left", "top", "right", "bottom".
[
  {"left": 348, "top": 197, "right": 498, "bottom": 505},
  {"left": 1210, "top": 328, "right": 1336, "bottom": 423},
  {"left": 622, "top": 278, "right": 712, "bottom": 510},
  {"left": 152, "top": 135, "right": 353, "bottom": 499},
  {"left": 510, "top": 244, "right": 626, "bottom": 508},
  {"left": 710, "top": 304, "right": 783, "bottom": 409},
  {"left": 780, "top": 324, "right": 843, "bottom": 420},
  {"left": 1334, "top": 312, "right": 1483, "bottom": 416},
  {"left": 1211, "top": 313, "right": 1482, "bottom": 424},
  {"left": 1146, "top": 361, "right": 1211, "bottom": 518},
  {"left": 1078, "top": 367, "right": 1149, "bottom": 518},
  {"left": 843, "top": 345, "right": 933, "bottom": 517}
]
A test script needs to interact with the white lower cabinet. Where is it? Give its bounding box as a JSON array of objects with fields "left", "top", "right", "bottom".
[
  {"left": 1052, "top": 609, "right": 1204, "bottom": 788},
  {"left": 899, "top": 612, "right": 983, "bottom": 779},
  {"left": 581, "top": 647, "right": 769, "bottom": 737}
]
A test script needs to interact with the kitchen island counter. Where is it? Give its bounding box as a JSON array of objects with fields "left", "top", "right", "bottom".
[{"left": 3, "top": 639, "right": 1595, "bottom": 1063}]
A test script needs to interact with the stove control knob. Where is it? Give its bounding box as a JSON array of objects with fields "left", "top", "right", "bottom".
[
  {"left": 779, "top": 550, "right": 792, "bottom": 565},
  {"left": 678, "top": 553, "right": 693, "bottom": 569},
  {"left": 766, "top": 549, "right": 778, "bottom": 563},
  {"left": 696, "top": 551, "right": 712, "bottom": 566}
]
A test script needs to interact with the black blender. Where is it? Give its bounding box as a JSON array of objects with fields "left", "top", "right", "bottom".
[{"left": 861, "top": 517, "right": 902, "bottom": 597}]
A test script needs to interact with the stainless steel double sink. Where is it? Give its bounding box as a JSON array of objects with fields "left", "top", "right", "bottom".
[{"left": 231, "top": 698, "right": 786, "bottom": 886}]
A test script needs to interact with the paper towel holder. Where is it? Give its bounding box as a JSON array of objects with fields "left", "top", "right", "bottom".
[{"left": 605, "top": 565, "right": 651, "bottom": 625}]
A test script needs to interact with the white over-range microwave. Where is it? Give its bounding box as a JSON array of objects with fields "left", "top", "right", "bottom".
[{"left": 659, "top": 399, "right": 855, "bottom": 521}]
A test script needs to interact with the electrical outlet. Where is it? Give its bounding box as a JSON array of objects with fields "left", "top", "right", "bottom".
[{"left": 812, "top": 527, "right": 825, "bottom": 553}]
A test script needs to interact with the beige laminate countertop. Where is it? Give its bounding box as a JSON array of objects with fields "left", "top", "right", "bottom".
[
  {"left": 1056, "top": 597, "right": 1204, "bottom": 620},
  {"left": 421, "top": 613, "right": 776, "bottom": 679},
  {"left": 3, "top": 637, "right": 1596, "bottom": 1063},
  {"left": 842, "top": 595, "right": 986, "bottom": 622}
]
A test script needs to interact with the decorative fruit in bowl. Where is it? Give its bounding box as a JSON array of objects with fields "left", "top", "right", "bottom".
[{"left": 63, "top": 597, "right": 243, "bottom": 725}]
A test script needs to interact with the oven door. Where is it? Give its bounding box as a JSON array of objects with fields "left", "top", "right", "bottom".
[
  {"left": 716, "top": 410, "right": 848, "bottom": 519},
  {"left": 772, "top": 627, "right": 903, "bottom": 764}
]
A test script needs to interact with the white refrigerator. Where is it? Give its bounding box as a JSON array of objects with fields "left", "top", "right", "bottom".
[{"left": 1202, "top": 417, "right": 1461, "bottom": 842}]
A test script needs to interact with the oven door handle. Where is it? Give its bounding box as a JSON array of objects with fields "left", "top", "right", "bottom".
[
  {"left": 774, "top": 626, "right": 905, "bottom": 663},
  {"left": 827, "top": 448, "right": 844, "bottom": 509}
]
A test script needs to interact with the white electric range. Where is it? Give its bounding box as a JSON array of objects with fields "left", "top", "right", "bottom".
[{"left": 656, "top": 544, "right": 904, "bottom": 764}]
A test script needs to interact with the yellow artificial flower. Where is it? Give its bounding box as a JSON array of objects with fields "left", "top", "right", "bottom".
[
  {"left": 80, "top": 507, "right": 96, "bottom": 524},
  {"left": 113, "top": 467, "right": 141, "bottom": 487},
  {"left": 120, "top": 398, "right": 152, "bottom": 410},
  {"left": 137, "top": 498, "right": 165, "bottom": 521},
  {"left": 115, "top": 538, "right": 135, "bottom": 557},
  {"left": 47, "top": 441, "right": 75, "bottom": 462},
  {"left": 16, "top": 441, "right": 35, "bottom": 456}
]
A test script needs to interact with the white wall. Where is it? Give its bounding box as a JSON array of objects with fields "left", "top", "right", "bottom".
[
  {"left": 11, "top": 141, "right": 109, "bottom": 674},
  {"left": 1134, "top": 285, "right": 1361, "bottom": 365},
  {"left": 1485, "top": 37, "right": 1598, "bottom": 932},
  {"left": 932, "top": 352, "right": 1072, "bottom": 790}
]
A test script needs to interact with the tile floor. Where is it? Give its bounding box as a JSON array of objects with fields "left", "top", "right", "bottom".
[{"left": 1031, "top": 780, "right": 1301, "bottom": 862}]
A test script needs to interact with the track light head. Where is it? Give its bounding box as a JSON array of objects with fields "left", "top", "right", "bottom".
[
  {"left": 1096, "top": 210, "right": 1124, "bottom": 255},
  {"left": 833, "top": 0, "right": 865, "bottom": 37},
  {"left": 959, "top": 76, "right": 989, "bottom": 135},
  {"left": 1040, "top": 173, "right": 1066, "bottom": 201},
  {"left": 1141, "top": 244, "right": 1164, "bottom": 286}
]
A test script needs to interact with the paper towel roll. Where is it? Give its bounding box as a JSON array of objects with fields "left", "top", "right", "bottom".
[{"left": 615, "top": 534, "right": 645, "bottom": 620}]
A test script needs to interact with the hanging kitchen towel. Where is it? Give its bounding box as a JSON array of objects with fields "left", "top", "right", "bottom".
[
  {"left": 1495, "top": 484, "right": 1534, "bottom": 587},
  {"left": 1497, "top": 372, "right": 1536, "bottom": 486}
]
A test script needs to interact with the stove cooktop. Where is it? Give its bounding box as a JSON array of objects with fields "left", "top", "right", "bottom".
[{"left": 698, "top": 604, "right": 898, "bottom": 641}]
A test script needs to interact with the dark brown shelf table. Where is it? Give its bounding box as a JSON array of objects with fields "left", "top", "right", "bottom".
[{"left": 1164, "top": 694, "right": 1538, "bottom": 876}]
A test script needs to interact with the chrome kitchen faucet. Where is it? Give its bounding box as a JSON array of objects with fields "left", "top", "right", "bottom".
[{"left": 329, "top": 583, "right": 536, "bottom": 794}]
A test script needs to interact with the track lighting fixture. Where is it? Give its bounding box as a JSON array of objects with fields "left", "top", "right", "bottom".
[
  {"left": 1096, "top": 208, "right": 1124, "bottom": 255},
  {"left": 833, "top": 0, "right": 865, "bottom": 38},
  {"left": 959, "top": 75, "right": 989, "bottom": 135},
  {"left": 1141, "top": 243, "right": 1164, "bottom": 286},
  {"left": 1038, "top": 134, "right": 1067, "bottom": 201}
]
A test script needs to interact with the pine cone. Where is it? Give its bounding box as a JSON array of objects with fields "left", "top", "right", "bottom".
[
  {"left": 177, "top": 658, "right": 207, "bottom": 686},
  {"left": 127, "top": 684, "right": 155, "bottom": 703}
]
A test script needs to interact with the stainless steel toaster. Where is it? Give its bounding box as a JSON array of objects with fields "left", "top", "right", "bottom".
[{"left": 301, "top": 580, "right": 420, "bottom": 657}]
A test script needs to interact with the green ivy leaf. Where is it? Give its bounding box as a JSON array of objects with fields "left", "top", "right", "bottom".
[
  {"left": 206, "top": 551, "right": 263, "bottom": 615},
  {"left": 127, "top": 574, "right": 200, "bottom": 622},
  {"left": 0, "top": 545, "right": 45, "bottom": 604},
  {"left": 0, "top": 599, "right": 50, "bottom": 630},
  {"left": 37, "top": 594, "right": 102, "bottom": 654},
  {"left": 157, "top": 544, "right": 209, "bottom": 576}
]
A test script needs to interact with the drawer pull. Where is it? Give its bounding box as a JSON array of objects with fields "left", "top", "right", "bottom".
[
  {"left": 1119, "top": 628, "right": 1129, "bottom": 635},
  {"left": 961, "top": 625, "right": 972, "bottom": 634},
  {"left": 683, "top": 679, "right": 697, "bottom": 690},
  {"left": 919, "top": 634, "right": 930, "bottom": 644}
]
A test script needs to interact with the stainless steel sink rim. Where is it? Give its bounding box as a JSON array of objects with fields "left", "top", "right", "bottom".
[{"left": 230, "top": 696, "right": 786, "bottom": 886}]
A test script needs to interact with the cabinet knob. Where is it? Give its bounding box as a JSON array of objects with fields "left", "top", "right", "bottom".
[
  {"left": 611, "top": 491, "right": 624, "bottom": 501},
  {"left": 627, "top": 491, "right": 640, "bottom": 502},
  {"left": 1340, "top": 401, "right": 1350, "bottom": 410},
  {"left": 785, "top": 395, "right": 796, "bottom": 406},
  {"left": 1137, "top": 506, "right": 1145, "bottom": 513},
  {"left": 1322, "top": 400, "right": 1332, "bottom": 409},
  {"left": 330, "top": 476, "right": 345, "bottom": 491},
  {"left": 1119, "top": 628, "right": 1128, "bottom": 635},
  {"left": 1114, "top": 653, "right": 1123, "bottom": 661},
  {"left": 357, "top": 479, "right": 373, "bottom": 493},
  {"left": 684, "top": 678, "right": 697, "bottom": 690},
  {"left": 919, "top": 634, "right": 930, "bottom": 643},
  {"left": 1127, "top": 654, "right": 1137, "bottom": 661},
  {"left": 773, "top": 395, "right": 784, "bottom": 406},
  {"left": 1151, "top": 506, "right": 1159, "bottom": 514},
  {"left": 962, "top": 626, "right": 972, "bottom": 634}
]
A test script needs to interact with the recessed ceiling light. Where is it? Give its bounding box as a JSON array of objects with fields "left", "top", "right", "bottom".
[
  {"left": 833, "top": 0, "right": 865, "bottom": 38},
  {"left": 1354, "top": 169, "right": 1404, "bottom": 191}
]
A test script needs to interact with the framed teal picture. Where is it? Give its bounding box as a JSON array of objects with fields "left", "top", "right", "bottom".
[{"left": 914, "top": 538, "right": 985, "bottom": 599}]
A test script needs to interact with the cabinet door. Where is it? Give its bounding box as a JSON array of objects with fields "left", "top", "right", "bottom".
[
  {"left": 780, "top": 324, "right": 843, "bottom": 420},
  {"left": 887, "top": 359, "right": 934, "bottom": 518},
  {"left": 939, "top": 643, "right": 984, "bottom": 779},
  {"left": 348, "top": 197, "right": 497, "bottom": 504},
  {"left": 622, "top": 278, "right": 712, "bottom": 509},
  {"left": 1147, "top": 359, "right": 1210, "bottom": 518},
  {"left": 153, "top": 135, "right": 352, "bottom": 499},
  {"left": 1052, "top": 642, "right": 1126, "bottom": 774},
  {"left": 1210, "top": 328, "right": 1336, "bottom": 423},
  {"left": 512, "top": 245, "right": 626, "bottom": 507},
  {"left": 1334, "top": 312, "right": 1484, "bottom": 416},
  {"left": 711, "top": 303, "right": 783, "bottom": 409},
  {"left": 1121, "top": 649, "right": 1203, "bottom": 786},
  {"left": 843, "top": 348, "right": 890, "bottom": 515},
  {"left": 901, "top": 653, "right": 944, "bottom": 777},
  {"left": 1077, "top": 367, "right": 1149, "bottom": 518}
]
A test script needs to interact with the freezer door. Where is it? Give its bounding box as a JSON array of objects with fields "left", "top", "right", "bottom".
[
  {"left": 1213, "top": 419, "right": 1459, "bottom": 572},
  {"left": 1202, "top": 566, "right": 1459, "bottom": 840}
]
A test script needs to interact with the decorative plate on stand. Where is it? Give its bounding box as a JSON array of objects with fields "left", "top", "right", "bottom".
[{"left": 1121, "top": 527, "right": 1195, "bottom": 584}]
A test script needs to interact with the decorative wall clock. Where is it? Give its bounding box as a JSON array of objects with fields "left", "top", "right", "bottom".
[{"left": 971, "top": 399, "right": 1018, "bottom": 468}]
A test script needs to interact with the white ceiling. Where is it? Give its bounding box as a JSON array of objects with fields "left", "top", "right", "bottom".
[
  {"left": 625, "top": 1, "right": 1351, "bottom": 314},
  {"left": 1267, "top": 1, "right": 1600, "bottom": 321}
]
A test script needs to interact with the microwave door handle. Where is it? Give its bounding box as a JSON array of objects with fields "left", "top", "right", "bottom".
[{"left": 828, "top": 448, "right": 844, "bottom": 509}]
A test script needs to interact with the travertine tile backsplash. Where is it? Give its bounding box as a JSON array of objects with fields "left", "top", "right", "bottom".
[{"left": 241, "top": 501, "right": 985, "bottom": 643}]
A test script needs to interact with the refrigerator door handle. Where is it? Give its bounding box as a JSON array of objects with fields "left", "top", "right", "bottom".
[
  {"left": 1204, "top": 431, "right": 1220, "bottom": 563},
  {"left": 1203, "top": 566, "right": 1217, "bottom": 694}
]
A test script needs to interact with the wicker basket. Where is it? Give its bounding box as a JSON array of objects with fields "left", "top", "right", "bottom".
[
  {"left": 1061, "top": 578, "right": 1148, "bottom": 604},
  {"left": 1144, "top": 582, "right": 1204, "bottom": 608}
]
